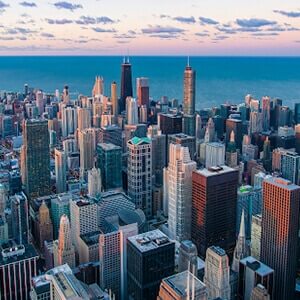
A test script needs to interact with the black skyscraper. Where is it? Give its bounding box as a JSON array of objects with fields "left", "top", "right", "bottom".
[{"left": 120, "top": 58, "right": 133, "bottom": 113}]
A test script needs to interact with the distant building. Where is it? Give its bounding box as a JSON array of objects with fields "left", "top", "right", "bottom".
[
  {"left": 178, "top": 240, "right": 198, "bottom": 275},
  {"left": 205, "top": 142, "right": 225, "bottom": 168},
  {"left": 251, "top": 214, "right": 262, "bottom": 260},
  {"left": 120, "top": 58, "right": 133, "bottom": 112}
]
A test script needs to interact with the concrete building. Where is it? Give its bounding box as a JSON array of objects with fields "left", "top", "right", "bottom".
[
  {"left": 165, "top": 144, "right": 196, "bottom": 241},
  {"left": 88, "top": 167, "right": 102, "bottom": 197},
  {"left": 55, "top": 148, "right": 67, "bottom": 194},
  {"left": 204, "top": 246, "right": 231, "bottom": 300},
  {"left": 251, "top": 214, "right": 262, "bottom": 260},
  {"left": 205, "top": 142, "right": 225, "bottom": 168}
]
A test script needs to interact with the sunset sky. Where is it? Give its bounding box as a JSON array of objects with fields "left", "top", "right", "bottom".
[{"left": 0, "top": 0, "right": 300, "bottom": 55}]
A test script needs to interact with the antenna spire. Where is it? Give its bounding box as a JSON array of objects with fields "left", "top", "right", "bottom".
[{"left": 187, "top": 55, "right": 190, "bottom": 67}]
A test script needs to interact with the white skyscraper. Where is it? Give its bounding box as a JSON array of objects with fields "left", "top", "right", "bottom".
[
  {"left": 127, "top": 137, "right": 152, "bottom": 218},
  {"left": 53, "top": 215, "right": 76, "bottom": 268},
  {"left": 55, "top": 148, "right": 67, "bottom": 193},
  {"left": 126, "top": 97, "right": 139, "bottom": 125},
  {"left": 166, "top": 144, "right": 196, "bottom": 241},
  {"left": 61, "top": 106, "right": 77, "bottom": 137},
  {"left": 204, "top": 246, "right": 231, "bottom": 300},
  {"left": 88, "top": 167, "right": 102, "bottom": 197},
  {"left": 36, "top": 90, "right": 44, "bottom": 116},
  {"left": 205, "top": 142, "right": 225, "bottom": 168},
  {"left": 204, "top": 118, "right": 215, "bottom": 143}
]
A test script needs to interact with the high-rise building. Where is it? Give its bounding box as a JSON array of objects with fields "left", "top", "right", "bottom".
[
  {"left": 250, "top": 284, "right": 271, "bottom": 300},
  {"left": 204, "top": 246, "right": 231, "bottom": 300},
  {"left": 51, "top": 193, "right": 72, "bottom": 239},
  {"left": 92, "top": 76, "right": 104, "bottom": 96},
  {"left": 232, "top": 211, "right": 250, "bottom": 273},
  {"left": 120, "top": 58, "right": 133, "bottom": 112},
  {"left": 0, "top": 242, "right": 38, "bottom": 300},
  {"left": 77, "top": 107, "right": 91, "bottom": 131},
  {"left": 183, "top": 62, "right": 196, "bottom": 115},
  {"left": 178, "top": 240, "right": 198, "bottom": 275},
  {"left": 251, "top": 214, "right": 262, "bottom": 260},
  {"left": 62, "top": 85, "right": 70, "bottom": 104},
  {"left": 126, "top": 97, "right": 139, "bottom": 125},
  {"left": 55, "top": 148, "right": 67, "bottom": 194},
  {"left": 127, "top": 137, "right": 152, "bottom": 218},
  {"left": 191, "top": 166, "right": 238, "bottom": 258},
  {"left": 127, "top": 230, "right": 175, "bottom": 300},
  {"left": 238, "top": 256, "right": 274, "bottom": 300},
  {"left": 37, "top": 201, "right": 53, "bottom": 250},
  {"left": 111, "top": 81, "right": 118, "bottom": 118},
  {"left": 78, "top": 128, "right": 95, "bottom": 176},
  {"left": 53, "top": 214, "right": 76, "bottom": 268},
  {"left": 70, "top": 198, "right": 98, "bottom": 251},
  {"left": 226, "top": 118, "right": 242, "bottom": 151},
  {"left": 261, "top": 96, "right": 270, "bottom": 131},
  {"left": 157, "top": 270, "right": 207, "bottom": 300},
  {"left": 137, "top": 77, "right": 149, "bottom": 108},
  {"left": 10, "top": 192, "right": 29, "bottom": 245},
  {"left": 226, "top": 130, "right": 238, "bottom": 168},
  {"left": 99, "top": 223, "right": 138, "bottom": 299},
  {"left": 280, "top": 151, "right": 300, "bottom": 184},
  {"left": 97, "top": 143, "right": 122, "bottom": 191},
  {"left": 88, "top": 167, "right": 102, "bottom": 197},
  {"left": 21, "top": 119, "right": 51, "bottom": 200},
  {"left": 158, "top": 113, "right": 182, "bottom": 135},
  {"left": 261, "top": 177, "right": 300, "bottom": 300},
  {"left": 204, "top": 118, "right": 215, "bottom": 143},
  {"left": 61, "top": 105, "right": 77, "bottom": 137},
  {"left": 168, "top": 133, "right": 196, "bottom": 162},
  {"left": 205, "top": 142, "right": 225, "bottom": 168},
  {"left": 165, "top": 144, "right": 196, "bottom": 241}
]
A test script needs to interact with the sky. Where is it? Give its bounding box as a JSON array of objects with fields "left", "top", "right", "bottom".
[{"left": 0, "top": 0, "right": 300, "bottom": 55}]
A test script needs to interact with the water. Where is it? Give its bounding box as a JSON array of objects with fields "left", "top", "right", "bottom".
[{"left": 0, "top": 56, "right": 300, "bottom": 109}]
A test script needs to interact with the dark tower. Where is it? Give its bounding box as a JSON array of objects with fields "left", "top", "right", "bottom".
[{"left": 120, "top": 57, "right": 133, "bottom": 113}]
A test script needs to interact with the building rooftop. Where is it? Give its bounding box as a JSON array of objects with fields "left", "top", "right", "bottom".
[
  {"left": 240, "top": 256, "right": 274, "bottom": 277},
  {"left": 194, "top": 165, "right": 236, "bottom": 178},
  {"left": 80, "top": 231, "right": 101, "bottom": 246},
  {"left": 128, "top": 229, "right": 173, "bottom": 253},
  {"left": 209, "top": 246, "right": 226, "bottom": 257},
  {"left": 128, "top": 136, "right": 151, "bottom": 146},
  {"left": 162, "top": 270, "right": 206, "bottom": 297},
  {"left": 97, "top": 142, "right": 121, "bottom": 151},
  {"left": 264, "top": 176, "right": 300, "bottom": 191}
]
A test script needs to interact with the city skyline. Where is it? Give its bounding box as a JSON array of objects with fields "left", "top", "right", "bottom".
[{"left": 0, "top": 0, "right": 299, "bottom": 55}]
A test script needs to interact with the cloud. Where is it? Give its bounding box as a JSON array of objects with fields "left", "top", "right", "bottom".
[
  {"left": 53, "top": 1, "right": 82, "bottom": 11},
  {"left": 75, "top": 16, "right": 115, "bottom": 25},
  {"left": 114, "top": 33, "right": 136, "bottom": 39},
  {"left": 149, "top": 34, "right": 179, "bottom": 39},
  {"left": 0, "top": 1, "right": 9, "bottom": 9},
  {"left": 236, "top": 18, "right": 277, "bottom": 27},
  {"left": 195, "top": 32, "right": 210, "bottom": 37},
  {"left": 41, "top": 32, "right": 55, "bottom": 38},
  {"left": 173, "top": 16, "right": 195, "bottom": 24},
  {"left": 92, "top": 27, "right": 116, "bottom": 33},
  {"left": 141, "top": 25, "right": 185, "bottom": 34},
  {"left": 19, "top": 1, "right": 37, "bottom": 7},
  {"left": 252, "top": 32, "right": 279, "bottom": 36},
  {"left": 212, "top": 35, "right": 229, "bottom": 40},
  {"left": 46, "top": 18, "right": 73, "bottom": 24},
  {"left": 160, "top": 14, "right": 170, "bottom": 19},
  {"left": 273, "top": 10, "right": 300, "bottom": 18},
  {"left": 4, "top": 27, "right": 36, "bottom": 35},
  {"left": 199, "top": 17, "right": 218, "bottom": 25},
  {"left": 216, "top": 26, "right": 237, "bottom": 34}
]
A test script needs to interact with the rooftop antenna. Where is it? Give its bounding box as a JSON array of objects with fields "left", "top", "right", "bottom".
[
  {"left": 187, "top": 55, "right": 190, "bottom": 67},
  {"left": 127, "top": 48, "right": 130, "bottom": 63}
]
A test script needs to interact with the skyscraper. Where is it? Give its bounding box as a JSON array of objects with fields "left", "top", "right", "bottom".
[
  {"left": 204, "top": 246, "right": 231, "bottom": 300},
  {"left": 126, "top": 97, "right": 139, "bottom": 125},
  {"left": 53, "top": 214, "right": 76, "bottom": 268},
  {"left": 205, "top": 142, "right": 225, "bottom": 168},
  {"left": 261, "top": 96, "right": 270, "bottom": 131},
  {"left": 183, "top": 61, "right": 196, "bottom": 115},
  {"left": 61, "top": 105, "right": 77, "bottom": 137},
  {"left": 10, "top": 192, "right": 29, "bottom": 245},
  {"left": 250, "top": 284, "right": 271, "bottom": 300},
  {"left": 166, "top": 144, "right": 196, "bottom": 241},
  {"left": 37, "top": 201, "right": 53, "bottom": 250},
  {"left": 127, "top": 230, "right": 175, "bottom": 300},
  {"left": 280, "top": 151, "right": 300, "bottom": 185},
  {"left": 251, "top": 214, "right": 262, "bottom": 260},
  {"left": 77, "top": 107, "right": 91, "bottom": 131},
  {"left": 97, "top": 143, "right": 122, "bottom": 191},
  {"left": 92, "top": 76, "right": 104, "bottom": 97},
  {"left": 78, "top": 128, "right": 95, "bottom": 177},
  {"left": 120, "top": 58, "right": 133, "bottom": 113},
  {"left": 55, "top": 148, "right": 67, "bottom": 193},
  {"left": 226, "top": 130, "right": 238, "bottom": 168},
  {"left": 178, "top": 240, "right": 198, "bottom": 275},
  {"left": 261, "top": 177, "right": 300, "bottom": 300},
  {"left": 88, "top": 167, "right": 102, "bottom": 197},
  {"left": 111, "top": 81, "right": 118, "bottom": 119},
  {"left": 127, "top": 137, "right": 152, "bottom": 218},
  {"left": 21, "top": 119, "right": 51, "bottom": 200},
  {"left": 136, "top": 77, "right": 149, "bottom": 108},
  {"left": 191, "top": 166, "right": 238, "bottom": 258}
]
